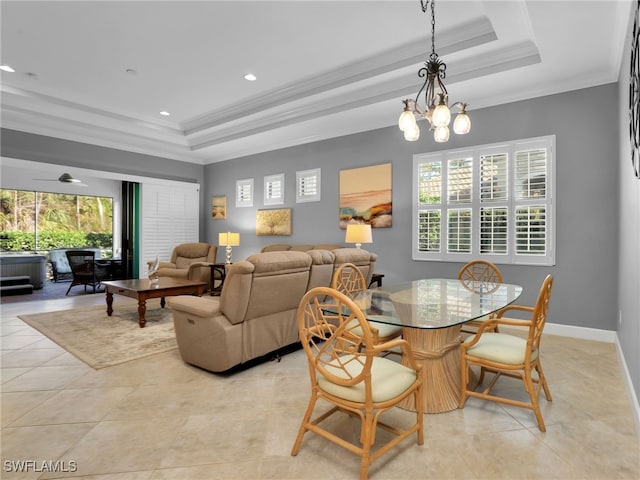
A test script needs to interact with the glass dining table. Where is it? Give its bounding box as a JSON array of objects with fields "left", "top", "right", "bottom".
[{"left": 337, "top": 278, "right": 523, "bottom": 413}]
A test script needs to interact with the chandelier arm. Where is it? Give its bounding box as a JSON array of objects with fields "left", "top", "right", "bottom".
[
  {"left": 435, "top": 74, "right": 448, "bottom": 97},
  {"left": 413, "top": 67, "right": 429, "bottom": 114}
]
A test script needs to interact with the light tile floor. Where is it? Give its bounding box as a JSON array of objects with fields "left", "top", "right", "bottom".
[{"left": 1, "top": 294, "right": 639, "bottom": 480}]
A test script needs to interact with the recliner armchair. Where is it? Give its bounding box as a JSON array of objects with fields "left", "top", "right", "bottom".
[{"left": 147, "top": 243, "right": 217, "bottom": 285}]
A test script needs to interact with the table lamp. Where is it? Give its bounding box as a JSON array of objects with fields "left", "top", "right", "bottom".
[
  {"left": 218, "top": 231, "right": 240, "bottom": 264},
  {"left": 345, "top": 224, "right": 372, "bottom": 249}
]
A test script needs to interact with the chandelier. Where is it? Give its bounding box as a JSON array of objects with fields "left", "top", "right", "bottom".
[{"left": 398, "top": 0, "right": 471, "bottom": 142}]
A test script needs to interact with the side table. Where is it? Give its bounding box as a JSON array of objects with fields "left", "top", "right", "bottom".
[{"left": 209, "top": 263, "right": 228, "bottom": 296}]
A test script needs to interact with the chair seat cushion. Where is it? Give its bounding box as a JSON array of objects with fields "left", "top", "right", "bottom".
[
  {"left": 351, "top": 321, "right": 402, "bottom": 340},
  {"left": 318, "top": 356, "right": 417, "bottom": 403},
  {"left": 464, "top": 332, "right": 538, "bottom": 365}
]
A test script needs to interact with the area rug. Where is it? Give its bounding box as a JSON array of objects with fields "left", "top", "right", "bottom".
[{"left": 18, "top": 301, "right": 177, "bottom": 369}]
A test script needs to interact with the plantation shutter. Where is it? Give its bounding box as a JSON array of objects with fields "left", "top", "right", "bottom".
[
  {"left": 413, "top": 135, "right": 554, "bottom": 265},
  {"left": 140, "top": 181, "right": 199, "bottom": 277},
  {"left": 264, "top": 173, "right": 284, "bottom": 206},
  {"left": 236, "top": 178, "right": 253, "bottom": 207},
  {"left": 296, "top": 168, "right": 321, "bottom": 203}
]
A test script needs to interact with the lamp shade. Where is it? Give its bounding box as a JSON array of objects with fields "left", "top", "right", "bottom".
[
  {"left": 218, "top": 232, "right": 240, "bottom": 246},
  {"left": 345, "top": 224, "right": 372, "bottom": 245}
]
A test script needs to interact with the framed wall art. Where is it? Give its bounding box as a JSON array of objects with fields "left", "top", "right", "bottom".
[
  {"left": 256, "top": 208, "right": 292, "bottom": 236},
  {"left": 211, "top": 195, "right": 227, "bottom": 219},
  {"left": 339, "top": 163, "right": 392, "bottom": 228},
  {"left": 630, "top": 0, "right": 640, "bottom": 179}
]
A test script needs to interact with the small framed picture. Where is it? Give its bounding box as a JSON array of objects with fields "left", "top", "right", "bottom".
[{"left": 212, "top": 196, "right": 227, "bottom": 219}]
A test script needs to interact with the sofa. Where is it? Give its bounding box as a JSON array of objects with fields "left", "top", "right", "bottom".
[
  {"left": 49, "top": 247, "right": 102, "bottom": 282},
  {"left": 260, "top": 243, "right": 376, "bottom": 285},
  {"left": 166, "top": 247, "right": 377, "bottom": 372}
]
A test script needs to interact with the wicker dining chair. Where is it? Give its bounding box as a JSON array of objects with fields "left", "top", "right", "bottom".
[
  {"left": 457, "top": 260, "right": 503, "bottom": 333},
  {"left": 291, "top": 286, "right": 424, "bottom": 480},
  {"left": 331, "top": 262, "right": 402, "bottom": 345},
  {"left": 459, "top": 274, "right": 553, "bottom": 431}
]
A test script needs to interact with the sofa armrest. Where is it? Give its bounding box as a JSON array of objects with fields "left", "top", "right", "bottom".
[
  {"left": 167, "top": 296, "right": 221, "bottom": 317},
  {"left": 187, "top": 261, "right": 211, "bottom": 271},
  {"left": 157, "top": 261, "right": 176, "bottom": 269}
]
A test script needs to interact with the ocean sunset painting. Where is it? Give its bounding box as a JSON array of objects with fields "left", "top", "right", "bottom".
[{"left": 339, "top": 163, "right": 392, "bottom": 228}]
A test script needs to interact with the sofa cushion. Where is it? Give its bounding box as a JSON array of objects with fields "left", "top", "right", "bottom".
[
  {"left": 289, "top": 244, "right": 315, "bottom": 252},
  {"left": 313, "top": 244, "right": 344, "bottom": 251},
  {"left": 306, "top": 249, "right": 336, "bottom": 291},
  {"left": 247, "top": 251, "right": 312, "bottom": 276},
  {"left": 175, "top": 255, "right": 208, "bottom": 269},
  {"left": 332, "top": 247, "right": 376, "bottom": 265},
  {"left": 260, "top": 244, "right": 292, "bottom": 252}
]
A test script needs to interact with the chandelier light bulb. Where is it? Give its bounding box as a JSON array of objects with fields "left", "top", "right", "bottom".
[
  {"left": 398, "top": 108, "right": 417, "bottom": 132},
  {"left": 404, "top": 123, "right": 420, "bottom": 141},
  {"left": 453, "top": 111, "right": 471, "bottom": 135},
  {"left": 432, "top": 94, "right": 451, "bottom": 127},
  {"left": 434, "top": 125, "right": 450, "bottom": 143}
]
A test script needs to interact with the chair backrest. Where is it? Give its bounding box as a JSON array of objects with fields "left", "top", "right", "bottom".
[
  {"left": 65, "top": 250, "right": 96, "bottom": 273},
  {"left": 297, "top": 287, "right": 375, "bottom": 391},
  {"left": 530, "top": 274, "right": 553, "bottom": 351},
  {"left": 331, "top": 262, "right": 366, "bottom": 297},
  {"left": 170, "top": 243, "right": 216, "bottom": 268},
  {"left": 458, "top": 260, "right": 502, "bottom": 292}
]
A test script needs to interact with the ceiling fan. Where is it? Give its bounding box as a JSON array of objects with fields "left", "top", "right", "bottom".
[{"left": 33, "top": 172, "right": 88, "bottom": 187}]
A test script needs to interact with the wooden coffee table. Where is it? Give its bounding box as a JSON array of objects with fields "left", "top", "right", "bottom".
[{"left": 102, "top": 278, "right": 208, "bottom": 327}]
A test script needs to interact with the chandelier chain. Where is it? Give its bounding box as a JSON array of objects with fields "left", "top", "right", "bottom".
[
  {"left": 420, "top": 0, "right": 437, "bottom": 60},
  {"left": 430, "top": 0, "right": 436, "bottom": 59}
]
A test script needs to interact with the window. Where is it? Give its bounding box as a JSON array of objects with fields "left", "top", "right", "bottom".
[
  {"left": 236, "top": 178, "right": 254, "bottom": 208},
  {"left": 296, "top": 168, "right": 321, "bottom": 203},
  {"left": 412, "top": 135, "right": 555, "bottom": 265},
  {"left": 0, "top": 189, "right": 114, "bottom": 255},
  {"left": 264, "top": 173, "right": 284, "bottom": 205}
]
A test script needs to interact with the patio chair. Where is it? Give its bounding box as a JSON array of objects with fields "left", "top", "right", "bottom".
[{"left": 65, "top": 250, "right": 108, "bottom": 295}]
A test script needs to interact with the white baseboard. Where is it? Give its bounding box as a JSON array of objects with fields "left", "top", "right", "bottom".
[
  {"left": 544, "top": 322, "right": 617, "bottom": 342},
  {"left": 615, "top": 335, "right": 640, "bottom": 442},
  {"left": 539, "top": 322, "right": 640, "bottom": 441}
]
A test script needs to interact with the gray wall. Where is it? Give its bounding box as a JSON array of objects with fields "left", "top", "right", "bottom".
[
  {"left": 205, "top": 83, "right": 620, "bottom": 334},
  {"left": 617, "top": 12, "right": 640, "bottom": 406},
  {"left": 0, "top": 129, "right": 206, "bottom": 236}
]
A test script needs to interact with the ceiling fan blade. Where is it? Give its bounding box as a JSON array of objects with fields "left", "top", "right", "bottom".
[{"left": 58, "top": 173, "right": 82, "bottom": 183}]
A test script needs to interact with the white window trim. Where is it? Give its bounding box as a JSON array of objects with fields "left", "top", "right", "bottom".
[
  {"left": 264, "top": 173, "right": 285, "bottom": 206},
  {"left": 236, "top": 178, "right": 254, "bottom": 208},
  {"left": 412, "top": 135, "right": 556, "bottom": 266},
  {"left": 296, "top": 168, "right": 321, "bottom": 203}
]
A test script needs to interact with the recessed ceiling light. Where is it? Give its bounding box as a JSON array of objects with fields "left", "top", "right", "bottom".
[
  {"left": 0, "top": 65, "right": 15, "bottom": 73},
  {"left": 160, "top": 111, "right": 170, "bottom": 116},
  {"left": 244, "top": 73, "right": 257, "bottom": 81}
]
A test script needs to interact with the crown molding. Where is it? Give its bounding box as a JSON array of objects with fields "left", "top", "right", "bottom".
[{"left": 181, "top": 17, "right": 497, "bottom": 136}]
